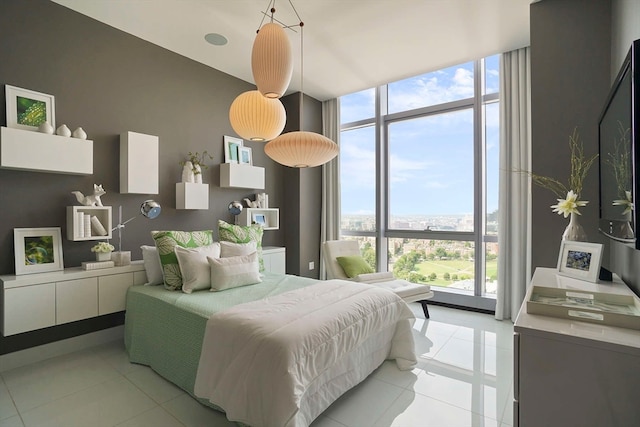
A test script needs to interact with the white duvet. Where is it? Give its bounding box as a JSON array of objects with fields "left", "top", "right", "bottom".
[{"left": 194, "top": 280, "right": 416, "bottom": 427}]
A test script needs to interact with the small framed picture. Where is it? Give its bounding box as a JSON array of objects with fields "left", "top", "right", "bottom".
[
  {"left": 14, "top": 227, "right": 64, "bottom": 275},
  {"left": 239, "top": 146, "right": 253, "bottom": 165},
  {"left": 252, "top": 213, "right": 267, "bottom": 227},
  {"left": 224, "top": 135, "right": 243, "bottom": 163},
  {"left": 556, "top": 241, "right": 603, "bottom": 282},
  {"left": 5, "top": 85, "right": 56, "bottom": 131}
]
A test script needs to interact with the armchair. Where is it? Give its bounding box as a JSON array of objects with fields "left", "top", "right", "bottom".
[{"left": 322, "top": 240, "right": 434, "bottom": 318}]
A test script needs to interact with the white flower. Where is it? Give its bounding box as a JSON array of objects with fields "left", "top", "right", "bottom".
[
  {"left": 550, "top": 190, "right": 588, "bottom": 218},
  {"left": 91, "top": 242, "right": 115, "bottom": 253},
  {"left": 613, "top": 190, "right": 634, "bottom": 215}
]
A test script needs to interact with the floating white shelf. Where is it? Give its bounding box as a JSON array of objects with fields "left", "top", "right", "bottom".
[
  {"left": 0, "top": 126, "right": 93, "bottom": 175},
  {"left": 239, "top": 208, "right": 279, "bottom": 230},
  {"left": 66, "top": 206, "right": 112, "bottom": 241},
  {"left": 220, "top": 163, "right": 265, "bottom": 189},
  {"left": 176, "top": 182, "right": 209, "bottom": 210}
]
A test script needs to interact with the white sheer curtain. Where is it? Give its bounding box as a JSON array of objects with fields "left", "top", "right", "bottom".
[
  {"left": 496, "top": 47, "right": 531, "bottom": 321},
  {"left": 320, "top": 98, "right": 340, "bottom": 279}
]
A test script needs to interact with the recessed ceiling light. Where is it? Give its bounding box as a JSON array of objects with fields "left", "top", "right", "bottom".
[{"left": 205, "top": 33, "right": 228, "bottom": 46}]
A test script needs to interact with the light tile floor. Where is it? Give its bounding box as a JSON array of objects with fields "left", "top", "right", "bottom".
[{"left": 0, "top": 304, "right": 514, "bottom": 427}]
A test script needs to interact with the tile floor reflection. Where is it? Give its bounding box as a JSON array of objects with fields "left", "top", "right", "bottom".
[{"left": 0, "top": 304, "right": 514, "bottom": 427}]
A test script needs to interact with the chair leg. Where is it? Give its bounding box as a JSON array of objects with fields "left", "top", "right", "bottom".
[{"left": 420, "top": 300, "right": 430, "bottom": 319}]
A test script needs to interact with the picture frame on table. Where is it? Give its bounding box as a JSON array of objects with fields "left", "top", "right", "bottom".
[
  {"left": 252, "top": 213, "right": 267, "bottom": 228},
  {"left": 556, "top": 240, "right": 603, "bottom": 282},
  {"left": 239, "top": 146, "right": 252, "bottom": 165},
  {"left": 14, "top": 227, "right": 64, "bottom": 275},
  {"left": 224, "top": 135, "right": 243, "bottom": 163},
  {"left": 5, "top": 85, "right": 56, "bottom": 131}
]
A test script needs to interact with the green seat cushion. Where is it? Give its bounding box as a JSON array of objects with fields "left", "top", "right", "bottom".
[
  {"left": 218, "top": 220, "right": 265, "bottom": 271},
  {"left": 151, "top": 230, "right": 214, "bottom": 290},
  {"left": 336, "top": 255, "right": 374, "bottom": 278}
]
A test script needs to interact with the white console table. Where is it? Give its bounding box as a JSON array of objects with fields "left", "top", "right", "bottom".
[
  {"left": 1, "top": 262, "right": 146, "bottom": 336},
  {"left": 514, "top": 267, "right": 640, "bottom": 427}
]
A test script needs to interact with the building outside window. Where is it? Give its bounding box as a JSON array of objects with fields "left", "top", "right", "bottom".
[{"left": 339, "top": 55, "right": 500, "bottom": 310}]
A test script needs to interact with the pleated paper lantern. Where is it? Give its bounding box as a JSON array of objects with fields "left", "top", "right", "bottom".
[
  {"left": 252, "top": 22, "right": 293, "bottom": 99},
  {"left": 264, "top": 131, "right": 339, "bottom": 168},
  {"left": 229, "top": 90, "right": 286, "bottom": 141}
]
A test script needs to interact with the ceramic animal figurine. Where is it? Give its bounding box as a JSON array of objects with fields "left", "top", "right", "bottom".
[
  {"left": 243, "top": 197, "right": 259, "bottom": 208},
  {"left": 256, "top": 193, "right": 266, "bottom": 209},
  {"left": 72, "top": 184, "right": 106, "bottom": 206}
]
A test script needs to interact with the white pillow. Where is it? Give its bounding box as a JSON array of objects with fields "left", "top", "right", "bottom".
[
  {"left": 141, "top": 245, "right": 163, "bottom": 285},
  {"left": 208, "top": 251, "right": 261, "bottom": 292},
  {"left": 220, "top": 240, "right": 257, "bottom": 258},
  {"left": 175, "top": 243, "right": 221, "bottom": 294}
]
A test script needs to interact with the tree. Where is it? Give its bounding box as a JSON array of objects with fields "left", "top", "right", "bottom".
[
  {"left": 428, "top": 272, "right": 437, "bottom": 281},
  {"left": 443, "top": 272, "right": 450, "bottom": 280},
  {"left": 452, "top": 274, "right": 459, "bottom": 280}
]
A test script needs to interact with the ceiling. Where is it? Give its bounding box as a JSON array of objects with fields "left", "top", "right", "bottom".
[{"left": 51, "top": 0, "right": 533, "bottom": 101}]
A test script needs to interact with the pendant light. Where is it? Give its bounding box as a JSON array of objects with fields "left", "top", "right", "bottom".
[
  {"left": 265, "top": 16, "right": 339, "bottom": 168},
  {"left": 229, "top": 90, "right": 286, "bottom": 141},
  {"left": 252, "top": 21, "right": 293, "bottom": 99}
]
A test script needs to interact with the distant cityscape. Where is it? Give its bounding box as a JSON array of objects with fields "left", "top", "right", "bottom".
[{"left": 341, "top": 214, "right": 499, "bottom": 295}]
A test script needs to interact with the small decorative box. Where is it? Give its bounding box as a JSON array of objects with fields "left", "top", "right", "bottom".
[{"left": 81, "top": 260, "right": 115, "bottom": 270}]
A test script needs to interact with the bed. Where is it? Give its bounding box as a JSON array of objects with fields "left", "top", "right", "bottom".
[{"left": 125, "top": 271, "right": 417, "bottom": 427}]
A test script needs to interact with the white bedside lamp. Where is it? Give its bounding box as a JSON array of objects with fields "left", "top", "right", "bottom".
[{"left": 112, "top": 200, "right": 161, "bottom": 266}]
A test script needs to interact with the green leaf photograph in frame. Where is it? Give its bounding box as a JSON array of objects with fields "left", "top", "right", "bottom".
[
  {"left": 5, "top": 85, "right": 56, "bottom": 131},
  {"left": 14, "top": 227, "right": 64, "bottom": 275}
]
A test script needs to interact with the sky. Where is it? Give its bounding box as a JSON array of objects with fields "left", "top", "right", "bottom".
[{"left": 339, "top": 56, "right": 500, "bottom": 217}]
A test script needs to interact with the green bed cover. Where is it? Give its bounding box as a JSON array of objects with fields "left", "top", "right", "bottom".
[{"left": 124, "top": 272, "right": 318, "bottom": 399}]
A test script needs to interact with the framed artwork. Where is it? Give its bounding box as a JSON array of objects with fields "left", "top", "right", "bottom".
[
  {"left": 5, "top": 85, "right": 56, "bottom": 131},
  {"left": 252, "top": 213, "right": 267, "bottom": 227},
  {"left": 14, "top": 227, "right": 64, "bottom": 275},
  {"left": 224, "top": 135, "right": 243, "bottom": 163},
  {"left": 556, "top": 241, "right": 603, "bottom": 282},
  {"left": 239, "top": 146, "right": 253, "bottom": 165}
]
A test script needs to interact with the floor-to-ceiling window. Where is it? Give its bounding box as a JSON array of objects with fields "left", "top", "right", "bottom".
[{"left": 339, "top": 56, "right": 499, "bottom": 311}]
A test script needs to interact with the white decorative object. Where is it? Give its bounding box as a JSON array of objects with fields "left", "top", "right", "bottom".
[
  {"left": 112, "top": 251, "right": 131, "bottom": 267},
  {"left": 38, "top": 122, "right": 54, "bottom": 134},
  {"left": 71, "top": 184, "right": 105, "bottom": 207},
  {"left": 256, "top": 193, "right": 267, "bottom": 208},
  {"left": 562, "top": 212, "right": 587, "bottom": 241},
  {"left": 120, "top": 132, "right": 159, "bottom": 194},
  {"left": 182, "top": 161, "right": 195, "bottom": 183},
  {"left": 244, "top": 197, "right": 259, "bottom": 208},
  {"left": 96, "top": 251, "right": 112, "bottom": 262},
  {"left": 84, "top": 215, "right": 92, "bottom": 237},
  {"left": 194, "top": 164, "right": 203, "bottom": 183},
  {"left": 56, "top": 124, "right": 71, "bottom": 137},
  {"left": 90, "top": 215, "right": 108, "bottom": 236},
  {"left": 72, "top": 127, "right": 87, "bottom": 139}
]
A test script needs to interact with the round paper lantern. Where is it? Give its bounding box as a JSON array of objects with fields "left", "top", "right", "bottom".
[
  {"left": 265, "top": 131, "right": 339, "bottom": 168},
  {"left": 252, "top": 22, "right": 293, "bottom": 99},
  {"left": 229, "top": 90, "right": 286, "bottom": 141}
]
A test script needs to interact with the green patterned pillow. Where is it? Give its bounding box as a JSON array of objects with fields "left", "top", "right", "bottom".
[
  {"left": 218, "top": 220, "right": 264, "bottom": 272},
  {"left": 151, "top": 230, "right": 214, "bottom": 290}
]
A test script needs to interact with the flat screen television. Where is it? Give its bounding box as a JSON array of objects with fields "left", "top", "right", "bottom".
[{"left": 598, "top": 39, "right": 639, "bottom": 250}]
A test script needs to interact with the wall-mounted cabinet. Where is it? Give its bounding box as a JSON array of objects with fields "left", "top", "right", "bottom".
[
  {"left": 176, "top": 182, "right": 209, "bottom": 210},
  {"left": 239, "top": 208, "right": 279, "bottom": 230},
  {"left": 66, "top": 206, "right": 112, "bottom": 241},
  {"left": 120, "top": 131, "right": 159, "bottom": 194},
  {"left": 0, "top": 126, "right": 93, "bottom": 175},
  {"left": 220, "top": 163, "right": 265, "bottom": 189}
]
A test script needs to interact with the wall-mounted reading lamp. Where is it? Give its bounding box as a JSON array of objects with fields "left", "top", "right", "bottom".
[{"left": 111, "top": 199, "right": 161, "bottom": 266}]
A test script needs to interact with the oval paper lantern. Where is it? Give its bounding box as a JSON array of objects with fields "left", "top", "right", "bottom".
[
  {"left": 229, "top": 90, "right": 286, "bottom": 141},
  {"left": 265, "top": 131, "right": 339, "bottom": 168},
  {"left": 252, "top": 22, "right": 293, "bottom": 99}
]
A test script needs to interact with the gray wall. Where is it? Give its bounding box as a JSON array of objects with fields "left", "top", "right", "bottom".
[
  {"left": 0, "top": 0, "right": 322, "bottom": 353},
  {"left": 530, "top": 0, "right": 611, "bottom": 271}
]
